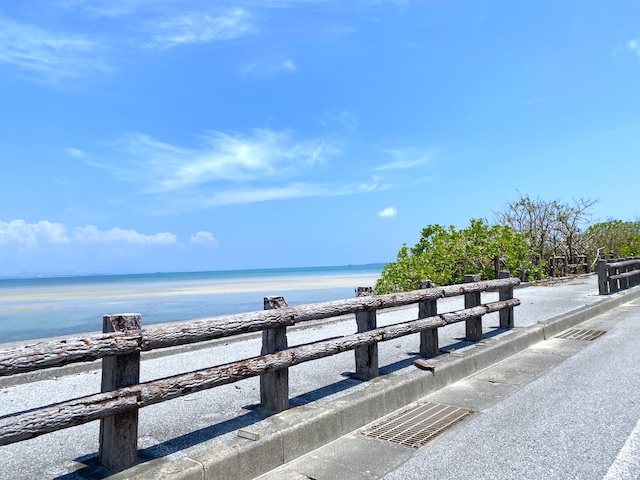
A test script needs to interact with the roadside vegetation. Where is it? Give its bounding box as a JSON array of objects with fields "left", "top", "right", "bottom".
[{"left": 374, "top": 193, "right": 640, "bottom": 294}]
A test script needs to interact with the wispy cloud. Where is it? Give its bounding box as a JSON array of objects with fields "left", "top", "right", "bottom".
[
  {"left": 374, "top": 148, "right": 433, "bottom": 171},
  {"left": 59, "top": 0, "right": 160, "bottom": 17},
  {"left": 0, "top": 15, "right": 111, "bottom": 81},
  {"left": 282, "top": 59, "right": 297, "bottom": 71},
  {"left": 240, "top": 58, "right": 299, "bottom": 77},
  {"left": 173, "top": 178, "right": 382, "bottom": 211},
  {"left": 84, "top": 128, "right": 391, "bottom": 211},
  {"left": 628, "top": 39, "right": 640, "bottom": 58},
  {"left": 378, "top": 206, "right": 397, "bottom": 218},
  {"left": 321, "top": 109, "right": 359, "bottom": 131},
  {"left": 0, "top": 219, "right": 178, "bottom": 247},
  {"left": 146, "top": 8, "right": 255, "bottom": 50},
  {"left": 66, "top": 148, "right": 85, "bottom": 158},
  {"left": 89, "top": 128, "right": 342, "bottom": 194}
]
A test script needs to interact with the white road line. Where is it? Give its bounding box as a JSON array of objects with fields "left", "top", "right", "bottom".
[{"left": 603, "top": 417, "right": 640, "bottom": 480}]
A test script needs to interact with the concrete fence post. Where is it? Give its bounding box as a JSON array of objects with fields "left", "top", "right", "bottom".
[
  {"left": 418, "top": 280, "right": 439, "bottom": 358},
  {"left": 550, "top": 257, "right": 556, "bottom": 278},
  {"left": 260, "top": 296, "right": 289, "bottom": 412},
  {"left": 354, "top": 287, "right": 378, "bottom": 380},
  {"left": 99, "top": 313, "right": 142, "bottom": 471},
  {"left": 535, "top": 254, "right": 542, "bottom": 280},
  {"left": 497, "top": 271, "right": 514, "bottom": 329},
  {"left": 464, "top": 274, "right": 483, "bottom": 342},
  {"left": 563, "top": 255, "right": 569, "bottom": 277}
]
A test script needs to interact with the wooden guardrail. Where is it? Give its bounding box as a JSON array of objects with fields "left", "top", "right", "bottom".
[
  {"left": 548, "top": 254, "right": 590, "bottom": 278},
  {"left": 596, "top": 258, "right": 640, "bottom": 295},
  {"left": 0, "top": 273, "right": 520, "bottom": 472}
]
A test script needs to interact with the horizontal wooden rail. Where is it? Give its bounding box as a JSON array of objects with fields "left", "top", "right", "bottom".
[
  {"left": 0, "top": 277, "right": 520, "bottom": 378},
  {"left": 607, "top": 259, "right": 640, "bottom": 269},
  {"left": 0, "top": 298, "right": 518, "bottom": 446},
  {"left": 608, "top": 269, "right": 640, "bottom": 281}
]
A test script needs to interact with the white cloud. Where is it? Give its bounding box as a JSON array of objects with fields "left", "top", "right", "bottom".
[
  {"left": 0, "top": 220, "right": 69, "bottom": 247},
  {"left": 146, "top": 9, "right": 255, "bottom": 49},
  {"left": 0, "top": 15, "right": 110, "bottom": 81},
  {"left": 73, "top": 225, "right": 177, "bottom": 245},
  {"left": 378, "top": 207, "right": 397, "bottom": 218},
  {"left": 190, "top": 231, "right": 218, "bottom": 246},
  {"left": 628, "top": 39, "right": 640, "bottom": 57},
  {"left": 90, "top": 128, "right": 342, "bottom": 194},
  {"left": 374, "top": 148, "right": 433, "bottom": 171},
  {"left": 66, "top": 148, "right": 85, "bottom": 158},
  {"left": 0, "top": 219, "right": 177, "bottom": 246}
]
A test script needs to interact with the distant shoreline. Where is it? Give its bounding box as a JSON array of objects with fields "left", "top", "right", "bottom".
[{"left": 0, "top": 262, "right": 387, "bottom": 282}]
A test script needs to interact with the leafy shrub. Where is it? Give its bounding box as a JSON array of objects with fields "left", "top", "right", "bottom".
[{"left": 374, "top": 218, "right": 541, "bottom": 294}]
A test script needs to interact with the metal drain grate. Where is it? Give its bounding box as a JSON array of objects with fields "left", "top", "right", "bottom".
[
  {"left": 556, "top": 329, "right": 606, "bottom": 341},
  {"left": 361, "top": 402, "right": 472, "bottom": 448}
]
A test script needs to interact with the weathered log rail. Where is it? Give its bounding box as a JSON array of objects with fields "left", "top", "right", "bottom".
[
  {"left": 0, "top": 274, "right": 520, "bottom": 472},
  {"left": 596, "top": 258, "right": 640, "bottom": 295}
]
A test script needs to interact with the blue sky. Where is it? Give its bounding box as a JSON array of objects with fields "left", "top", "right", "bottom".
[{"left": 1, "top": 0, "right": 639, "bottom": 276}]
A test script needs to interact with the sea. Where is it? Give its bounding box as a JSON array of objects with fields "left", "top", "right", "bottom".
[{"left": 0, "top": 264, "right": 385, "bottom": 344}]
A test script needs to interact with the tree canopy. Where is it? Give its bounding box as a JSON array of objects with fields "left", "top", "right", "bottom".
[{"left": 375, "top": 193, "right": 638, "bottom": 294}]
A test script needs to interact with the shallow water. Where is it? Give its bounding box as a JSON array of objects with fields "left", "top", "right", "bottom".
[{"left": 0, "top": 264, "right": 384, "bottom": 343}]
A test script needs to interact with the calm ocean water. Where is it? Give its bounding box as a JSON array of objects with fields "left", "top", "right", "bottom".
[{"left": 0, "top": 264, "right": 384, "bottom": 344}]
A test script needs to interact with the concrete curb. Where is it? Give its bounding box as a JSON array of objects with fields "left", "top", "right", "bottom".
[{"left": 106, "top": 286, "right": 640, "bottom": 480}]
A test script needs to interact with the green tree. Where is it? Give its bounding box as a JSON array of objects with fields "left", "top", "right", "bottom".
[
  {"left": 586, "top": 220, "right": 640, "bottom": 259},
  {"left": 374, "top": 219, "right": 540, "bottom": 294}
]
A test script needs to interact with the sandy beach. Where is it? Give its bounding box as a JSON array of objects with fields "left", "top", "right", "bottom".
[{"left": 0, "top": 273, "right": 381, "bottom": 304}]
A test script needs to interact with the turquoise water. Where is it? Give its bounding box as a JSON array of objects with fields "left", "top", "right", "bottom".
[{"left": 0, "top": 264, "right": 384, "bottom": 344}]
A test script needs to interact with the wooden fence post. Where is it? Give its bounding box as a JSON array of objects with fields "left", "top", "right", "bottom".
[
  {"left": 596, "top": 260, "right": 608, "bottom": 295},
  {"left": 260, "top": 296, "right": 289, "bottom": 412},
  {"left": 354, "top": 287, "right": 378, "bottom": 380},
  {"left": 563, "top": 255, "right": 569, "bottom": 277},
  {"left": 464, "top": 274, "right": 483, "bottom": 342},
  {"left": 621, "top": 262, "right": 630, "bottom": 290},
  {"left": 419, "top": 280, "right": 439, "bottom": 358},
  {"left": 497, "top": 271, "right": 514, "bottom": 329},
  {"left": 493, "top": 256, "right": 500, "bottom": 279},
  {"left": 608, "top": 262, "right": 619, "bottom": 294},
  {"left": 549, "top": 257, "right": 556, "bottom": 278},
  {"left": 99, "top": 313, "right": 142, "bottom": 471},
  {"left": 535, "top": 254, "right": 542, "bottom": 280}
]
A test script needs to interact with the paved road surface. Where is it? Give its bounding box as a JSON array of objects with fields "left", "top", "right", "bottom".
[{"left": 258, "top": 294, "right": 640, "bottom": 480}]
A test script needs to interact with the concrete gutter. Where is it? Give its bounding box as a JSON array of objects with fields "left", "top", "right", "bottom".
[{"left": 100, "top": 285, "right": 640, "bottom": 480}]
